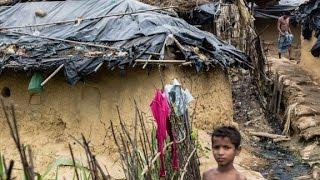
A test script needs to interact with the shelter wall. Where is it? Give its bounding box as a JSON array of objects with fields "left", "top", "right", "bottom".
[
  {"left": 0, "top": 66, "right": 233, "bottom": 174},
  {"left": 300, "top": 36, "right": 320, "bottom": 82}
]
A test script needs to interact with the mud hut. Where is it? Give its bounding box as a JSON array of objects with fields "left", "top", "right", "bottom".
[{"left": 0, "top": 0, "right": 251, "bottom": 177}]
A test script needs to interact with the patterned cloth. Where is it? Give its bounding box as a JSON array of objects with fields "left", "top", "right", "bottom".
[{"left": 278, "top": 32, "right": 294, "bottom": 53}]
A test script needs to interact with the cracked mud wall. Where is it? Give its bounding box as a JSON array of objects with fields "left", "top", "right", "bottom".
[
  {"left": 0, "top": 66, "right": 233, "bottom": 175},
  {"left": 300, "top": 36, "right": 320, "bottom": 83}
]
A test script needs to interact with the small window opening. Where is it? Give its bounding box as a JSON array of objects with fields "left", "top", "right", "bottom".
[{"left": 1, "top": 87, "right": 11, "bottom": 98}]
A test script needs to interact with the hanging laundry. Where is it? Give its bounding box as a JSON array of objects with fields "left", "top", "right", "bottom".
[
  {"left": 171, "top": 131, "right": 179, "bottom": 171},
  {"left": 150, "top": 90, "right": 171, "bottom": 177},
  {"left": 164, "top": 79, "right": 194, "bottom": 116}
]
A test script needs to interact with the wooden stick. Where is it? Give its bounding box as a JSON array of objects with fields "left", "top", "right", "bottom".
[
  {"left": 41, "top": 64, "right": 64, "bottom": 86},
  {"left": 6, "top": 160, "right": 14, "bottom": 180},
  {"left": 181, "top": 61, "right": 193, "bottom": 66},
  {"left": 135, "top": 59, "right": 186, "bottom": 63},
  {"left": 141, "top": 135, "right": 186, "bottom": 176},
  {"left": 5, "top": 30, "right": 116, "bottom": 50},
  {"left": 249, "top": 131, "right": 288, "bottom": 139},
  {"left": 273, "top": 137, "right": 291, "bottom": 143},
  {"left": 141, "top": 142, "right": 173, "bottom": 176},
  {"left": 1, "top": 6, "right": 177, "bottom": 30},
  {"left": 142, "top": 55, "right": 152, "bottom": 69},
  {"left": 180, "top": 148, "right": 197, "bottom": 180},
  {"left": 282, "top": 103, "right": 297, "bottom": 136},
  {"left": 94, "top": 62, "right": 104, "bottom": 72},
  {"left": 68, "top": 144, "right": 80, "bottom": 180},
  {"left": 109, "top": 120, "right": 128, "bottom": 180},
  {"left": 159, "top": 35, "right": 171, "bottom": 60},
  {"left": 27, "top": 147, "right": 35, "bottom": 179}
]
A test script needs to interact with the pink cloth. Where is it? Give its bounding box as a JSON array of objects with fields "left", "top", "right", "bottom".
[{"left": 150, "top": 90, "right": 171, "bottom": 177}]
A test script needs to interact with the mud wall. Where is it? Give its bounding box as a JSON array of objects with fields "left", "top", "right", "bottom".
[
  {"left": 0, "top": 66, "right": 233, "bottom": 176},
  {"left": 300, "top": 36, "right": 320, "bottom": 82}
]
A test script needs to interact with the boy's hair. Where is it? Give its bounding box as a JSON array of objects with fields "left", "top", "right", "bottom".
[
  {"left": 282, "top": 11, "right": 290, "bottom": 17},
  {"left": 211, "top": 126, "right": 241, "bottom": 149}
]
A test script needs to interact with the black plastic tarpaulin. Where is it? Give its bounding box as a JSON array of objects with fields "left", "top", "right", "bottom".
[
  {"left": 180, "top": 2, "right": 221, "bottom": 25},
  {"left": 253, "top": 0, "right": 305, "bottom": 19},
  {"left": 254, "top": 5, "right": 297, "bottom": 19},
  {"left": 295, "top": 0, "right": 320, "bottom": 57},
  {"left": 0, "top": 0, "right": 251, "bottom": 85}
]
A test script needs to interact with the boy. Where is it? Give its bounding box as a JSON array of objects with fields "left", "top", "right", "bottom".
[
  {"left": 277, "top": 12, "right": 294, "bottom": 60},
  {"left": 203, "top": 126, "right": 246, "bottom": 180}
]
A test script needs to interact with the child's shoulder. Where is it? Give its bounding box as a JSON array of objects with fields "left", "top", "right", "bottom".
[
  {"left": 235, "top": 170, "right": 247, "bottom": 180},
  {"left": 202, "top": 169, "right": 247, "bottom": 180},
  {"left": 202, "top": 168, "right": 218, "bottom": 179}
]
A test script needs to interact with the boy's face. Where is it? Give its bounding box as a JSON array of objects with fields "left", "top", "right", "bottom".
[{"left": 212, "top": 136, "right": 240, "bottom": 167}]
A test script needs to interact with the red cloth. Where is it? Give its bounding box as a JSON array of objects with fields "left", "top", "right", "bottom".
[
  {"left": 150, "top": 90, "right": 171, "bottom": 177},
  {"left": 171, "top": 132, "right": 179, "bottom": 171}
]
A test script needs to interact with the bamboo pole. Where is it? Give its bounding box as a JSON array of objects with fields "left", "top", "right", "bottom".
[
  {"left": 249, "top": 131, "right": 288, "bottom": 139},
  {"left": 41, "top": 64, "right": 64, "bottom": 86},
  {"left": 94, "top": 62, "right": 104, "bottom": 72},
  {"left": 0, "top": 7, "right": 177, "bottom": 30},
  {"left": 135, "top": 59, "right": 186, "bottom": 63},
  {"left": 142, "top": 55, "right": 152, "bottom": 69}
]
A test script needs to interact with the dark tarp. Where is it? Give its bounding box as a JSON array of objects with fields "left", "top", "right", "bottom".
[
  {"left": 0, "top": 0, "right": 250, "bottom": 85},
  {"left": 278, "top": 0, "right": 305, "bottom": 6},
  {"left": 254, "top": 5, "right": 297, "bottom": 19},
  {"left": 295, "top": 0, "right": 320, "bottom": 57},
  {"left": 253, "top": 0, "right": 305, "bottom": 19},
  {"left": 179, "top": 2, "right": 221, "bottom": 25},
  {"left": 248, "top": 0, "right": 303, "bottom": 7},
  {"left": 311, "top": 36, "right": 320, "bottom": 57}
]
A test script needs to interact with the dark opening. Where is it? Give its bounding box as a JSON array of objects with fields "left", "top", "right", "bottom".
[{"left": 1, "top": 87, "right": 11, "bottom": 98}]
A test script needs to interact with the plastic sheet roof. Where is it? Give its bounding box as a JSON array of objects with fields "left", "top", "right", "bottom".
[{"left": 0, "top": 0, "right": 250, "bottom": 85}]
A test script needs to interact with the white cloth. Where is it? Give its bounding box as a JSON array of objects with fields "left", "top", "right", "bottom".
[{"left": 164, "top": 79, "right": 194, "bottom": 116}]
